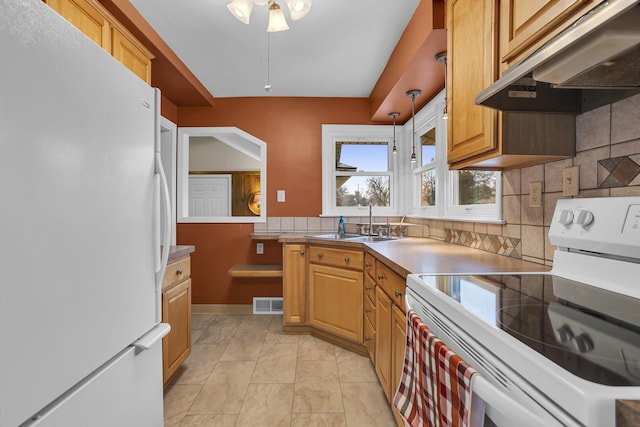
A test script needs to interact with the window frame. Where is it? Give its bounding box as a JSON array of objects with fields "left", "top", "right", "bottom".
[{"left": 321, "top": 125, "right": 399, "bottom": 217}]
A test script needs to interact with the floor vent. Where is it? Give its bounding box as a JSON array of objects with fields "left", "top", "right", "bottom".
[{"left": 253, "top": 297, "right": 283, "bottom": 314}]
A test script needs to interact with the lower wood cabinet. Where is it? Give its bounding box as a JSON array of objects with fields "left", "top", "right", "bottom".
[
  {"left": 374, "top": 285, "right": 393, "bottom": 400},
  {"left": 391, "top": 303, "right": 407, "bottom": 417},
  {"left": 308, "top": 263, "right": 364, "bottom": 343},
  {"left": 283, "top": 244, "right": 307, "bottom": 325},
  {"left": 161, "top": 254, "right": 192, "bottom": 386}
]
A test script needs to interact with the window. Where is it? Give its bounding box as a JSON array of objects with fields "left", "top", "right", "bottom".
[{"left": 322, "top": 125, "right": 398, "bottom": 216}]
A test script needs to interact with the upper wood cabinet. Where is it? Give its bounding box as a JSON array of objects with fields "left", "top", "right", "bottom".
[
  {"left": 45, "top": 0, "right": 153, "bottom": 84},
  {"left": 447, "top": 0, "right": 499, "bottom": 165},
  {"left": 501, "top": 0, "right": 597, "bottom": 64}
]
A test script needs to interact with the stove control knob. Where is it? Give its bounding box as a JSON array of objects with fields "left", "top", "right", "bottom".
[
  {"left": 558, "top": 209, "right": 574, "bottom": 225},
  {"left": 554, "top": 325, "right": 574, "bottom": 343},
  {"left": 575, "top": 209, "right": 594, "bottom": 227},
  {"left": 573, "top": 333, "right": 594, "bottom": 353}
]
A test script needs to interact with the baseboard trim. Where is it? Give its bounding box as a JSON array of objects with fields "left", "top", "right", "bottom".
[{"left": 191, "top": 304, "right": 253, "bottom": 315}]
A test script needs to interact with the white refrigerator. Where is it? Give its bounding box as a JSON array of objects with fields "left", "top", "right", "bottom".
[{"left": 0, "top": 0, "right": 171, "bottom": 426}]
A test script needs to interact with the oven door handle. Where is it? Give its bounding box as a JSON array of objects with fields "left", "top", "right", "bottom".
[{"left": 473, "top": 376, "right": 548, "bottom": 427}]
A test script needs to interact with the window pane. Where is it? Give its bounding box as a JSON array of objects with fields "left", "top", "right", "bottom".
[
  {"left": 421, "top": 169, "right": 436, "bottom": 206},
  {"left": 421, "top": 128, "right": 436, "bottom": 166},
  {"left": 336, "top": 175, "right": 390, "bottom": 207},
  {"left": 457, "top": 171, "right": 497, "bottom": 205},
  {"left": 336, "top": 141, "right": 388, "bottom": 172}
]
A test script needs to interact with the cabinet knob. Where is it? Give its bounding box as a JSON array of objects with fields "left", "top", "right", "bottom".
[
  {"left": 176, "top": 268, "right": 183, "bottom": 275},
  {"left": 377, "top": 274, "right": 384, "bottom": 280},
  {"left": 365, "top": 336, "right": 372, "bottom": 342},
  {"left": 317, "top": 253, "right": 323, "bottom": 259},
  {"left": 344, "top": 256, "right": 350, "bottom": 263},
  {"left": 394, "top": 290, "right": 403, "bottom": 298},
  {"left": 299, "top": 250, "right": 305, "bottom": 255},
  {"left": 365, "top": 262, "right": 371, "bottom": 267},
  {"left": 365, "top": 285, "right": 371, "bottom": 291}
]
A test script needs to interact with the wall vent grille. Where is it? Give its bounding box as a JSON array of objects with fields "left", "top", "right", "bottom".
[{"left": 253, "top": 297, "right": 283, "bottom": 314}]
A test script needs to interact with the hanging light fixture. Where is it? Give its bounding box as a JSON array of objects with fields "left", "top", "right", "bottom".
[
  {"left": 227, "top": 0, "right": 312, "bottom": 32},
  {"left": 406, "top": 89, "right": 421, "bottom": 163},
  {"left": 388, "top": 112, "right": 400, "bottom": 155},
  {"left": 435, "top": 51, "right": 448, "bottom": 120}
]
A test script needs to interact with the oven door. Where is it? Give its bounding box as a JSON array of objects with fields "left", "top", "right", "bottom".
[{"left": 405, "top": 288, "right": 576, "bottom": 427}]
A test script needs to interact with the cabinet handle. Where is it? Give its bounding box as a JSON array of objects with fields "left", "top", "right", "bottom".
[
  {"left": 365, "top": 308, "right": 374, "bottom": 314},
  {"left": 377, "top": 274, "right": 384, "bottom": 280},
  {"left": 344, "top": 256, "right": 350, "bottom": 263},
  {"left": 317, "top": 253, "right": 323, "bottom": 259},
  {"left": 365, "top": 336, "right": 372, "bottom": 341},
  {"left": 176, "top": 268, "right": 183, "bottom": 275},
  {"left": 365, "top": 262, "right": 371, "bottom": 267},
  {"left": 299, "top": 250, "right": 305, "bottom": 255},
  {"left": 395, "top": 290, "right": 403, "bottom": 298},
  {"left": 365, "top": 285, "right": 371, "bottom": 291}
]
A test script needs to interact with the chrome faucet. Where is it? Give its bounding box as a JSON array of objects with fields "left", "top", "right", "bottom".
[{"left": 368, "top": 204, "right": 373, "bottom": 236}]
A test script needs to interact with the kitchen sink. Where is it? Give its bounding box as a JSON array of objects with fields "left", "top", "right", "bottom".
[{"left": 307, "top": 233, "right": 363, "bottom": 240}]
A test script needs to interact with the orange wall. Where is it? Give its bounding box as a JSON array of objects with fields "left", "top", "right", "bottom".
[{"left": 177, "top": 97, "right": 375, "bottom": 304}]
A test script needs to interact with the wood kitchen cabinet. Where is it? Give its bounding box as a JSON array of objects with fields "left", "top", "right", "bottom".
[
  {"left": 283, "top": 244, "right": 307, "bottom": 325},
  {"left": 501, "top": 0, "right": 597, "bottom": 65},
  {"left": 447, "top": 0, "right": 575, "bottom": 170},
  {"left": 391, "top": 303, "right": 407, "bottom": 423},
  {"left": 375, "top": 286, "right": 393, "bottom": 400},
  {"left": 308, "top": 245, "right": 364, "bottom": 343},
  {"left": 45, "top": 0, "right": 153, "bottom": 84},
  {"left": 162, "top": 254, "right": 192, "bottom": 386}
]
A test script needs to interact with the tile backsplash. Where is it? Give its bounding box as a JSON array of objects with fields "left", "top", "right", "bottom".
[{"left": 255, "top": 93, "right": 640, "bottom": 267}]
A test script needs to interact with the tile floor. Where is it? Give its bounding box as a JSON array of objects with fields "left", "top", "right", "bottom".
[{"left": 164, "top": 313, "right": 396, "bottom": 427}]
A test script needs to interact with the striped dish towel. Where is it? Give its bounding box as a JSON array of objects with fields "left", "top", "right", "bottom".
[{"left": 393, "top": 310, "right": 482, "bottom": 427}]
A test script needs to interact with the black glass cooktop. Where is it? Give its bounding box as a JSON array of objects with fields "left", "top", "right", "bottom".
[{"left": 418, "top": 273, "right": 640, "bottom": 386}]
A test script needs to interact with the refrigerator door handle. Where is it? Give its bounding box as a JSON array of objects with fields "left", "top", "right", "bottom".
[
  {"left": 155, "top": 152, "right": 172, "bottom": 286},
  {"left": 133, "top": 323, "right": 171, "bottom": 350}
]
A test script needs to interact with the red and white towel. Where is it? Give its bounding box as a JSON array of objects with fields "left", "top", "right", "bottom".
[{"left": 393, "top": 310, "right": 483, "bottom": 427}]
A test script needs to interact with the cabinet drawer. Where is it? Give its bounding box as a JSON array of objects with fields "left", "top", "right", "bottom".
[
  {"left": 163, "top": 256, "right": 191, "bottom": 291},
  {"left": 364, "top": 290, "right": 376, "bottom": 326},
  {"left": 364, "top": 273, "right": 376, "bottom": 305},
  {"left": 364, "top": 315, "right": 376, "bottom": 363},
  {"left": 376, "top": 262, "right": 406, "bottom": 312},
  {"left": 308, "top": 246, "right": 363, "bottom": 270},
  {"left": 364, "top": 253, "right": 376, "bottom": 280}
]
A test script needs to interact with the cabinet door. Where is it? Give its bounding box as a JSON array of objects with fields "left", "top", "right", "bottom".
[
  {"left": 391, "top": 304, "right": 406, "bottom": 400},
  {"left": 374, "top": 286, "right": 392, "bottom": 402},
  {"left": 447, "top": 0, "right": 499, "bottom": 164},
  {"left": 503, "top": 0, "right": 594, "bottom": 63},
  {"left": 162, "top": 278, "right": 192, "bottom": 385},
  {"left": 283, "top": 244, "right": 307, "bottom": 325},
  {"left": 111, "top": 27, "right": 152, "bottom": 84},
  {"left": 308, "top": 264, "right": 363, "bottom": 343},
  {"left": 46, "top": 0, "right": 111, "bottom": 50}
]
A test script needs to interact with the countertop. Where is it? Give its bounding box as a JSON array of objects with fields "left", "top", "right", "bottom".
[
  {"left": 168, "top": 245, "right": 195, "bottom": 261},
  {"left": 272, "top": 233, "right": 549, "bottom": 276}
]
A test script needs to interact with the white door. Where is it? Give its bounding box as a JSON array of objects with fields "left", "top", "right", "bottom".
[{"left": 189, "top": 175, "right": 232, "bottom": 216}]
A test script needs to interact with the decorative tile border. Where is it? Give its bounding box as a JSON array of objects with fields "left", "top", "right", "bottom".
[
  {"left": 598, "top": 155, "right": 640, "bottom": 188},
  {"left": 444, "top": 228, "right": 521, "bottom": 258}
]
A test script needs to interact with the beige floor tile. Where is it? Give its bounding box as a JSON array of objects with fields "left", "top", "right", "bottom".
[
  {"left": 163, "top": 384, "right": 202, "bottom": 427},
  {"left": 236, "top": 383, "right": 294, "bottom": 427},
  {"left": 297, "top": 335, "right": 336, "bottom": 361},
  {"left": 188, "top": 360, "right": 256, "bottom": 414},
  {"left": 296, "top": 360, "right": 339, "bottom": 383},
  {"left": 195, "top": 324, "right": 238, "bottom": 346},
  {"left": 341, "top": 382, "right": 396, "bottom": 427},
  {"left": 238, "top": 314, "right": 274, "bottom": 331},
  {"left": 335, "top": 347, "right": 378, "bottom": 383},
  {"left": 292, "top": 382, "right": 344, "bottom": 413},
  {"left": 265, "top": 331, "right": 300, "bottom": 345},
  {"left": 291, "top": 413, "right": 347, "bottom": 427},
  {"left": 219, "top": 329, "right": 267, "bottom": 361},
  {"left": 269, "top": 315, "right": 285, "bottom": 333},
  {"left": 191, "top": 314, "right": 217, "bottom": 331},
  {"left": 178, "top": 414, "right": 237, "bottom": 427},
  {"left": 251, "top": 343, "right": 298, "bottom": 383},
  {"left": 171, "top": 343, "right": 226, "bottom": 385}
]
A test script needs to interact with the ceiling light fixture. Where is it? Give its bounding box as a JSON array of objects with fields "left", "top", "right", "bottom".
[
  {"left": 227, "top": 0, "right": 312, "bottom": 32},
  {"left": 388, "top": 112, "right": 400, "bottom": 155},
  {"left": 406, "top": 89, "right": 421, "bottom": 163},
  {"left": 435, "top": 51, "right": 448, "bottom": 120}
]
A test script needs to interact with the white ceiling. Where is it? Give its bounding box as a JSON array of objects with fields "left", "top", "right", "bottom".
[{"left": 128, "top": 0, "right": 421, "bottom": 98}]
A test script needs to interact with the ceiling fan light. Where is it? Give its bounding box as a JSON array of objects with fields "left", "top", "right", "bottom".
[
  {"left": 286, "top": 0, "right": 312, "bottom": 20},
  {"left": 267, "top": 2, "right": 289, "bottom": 32},
  {"left": 227, "top": 0, "right": 253, "bottom": 24}
]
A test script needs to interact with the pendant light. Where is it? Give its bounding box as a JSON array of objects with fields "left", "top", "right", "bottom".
[
  {"left": 388, "top": 112, "right": 400, "bottom": 155},
  {"left": 267, "top": 1, "right": 289, "bottom": 32},
  {"left": 406, "top": 89, "right": 421, "bottom": 163},
  {"left": 435, "top": 51, "right": 448, "bottom": 120}
]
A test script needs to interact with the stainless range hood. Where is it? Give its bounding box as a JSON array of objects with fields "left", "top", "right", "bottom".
[{"left": 476, "top": 0, "right": 640, "bottom": 113}]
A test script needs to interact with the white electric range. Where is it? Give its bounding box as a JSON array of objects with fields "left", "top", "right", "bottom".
[{"left": 406, "top": 197, "right": 640, "bottom": 427}]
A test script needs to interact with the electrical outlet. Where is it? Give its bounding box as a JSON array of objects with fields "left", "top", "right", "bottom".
[
  {"left": 530, "top": 182, "right": 542, "bottom": 207},
  {"left": 256, "top": 243, "right": 264, "bottom": 254},
  {"left": 563, "top": 166, "right": 579, "bottom": 196}
]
